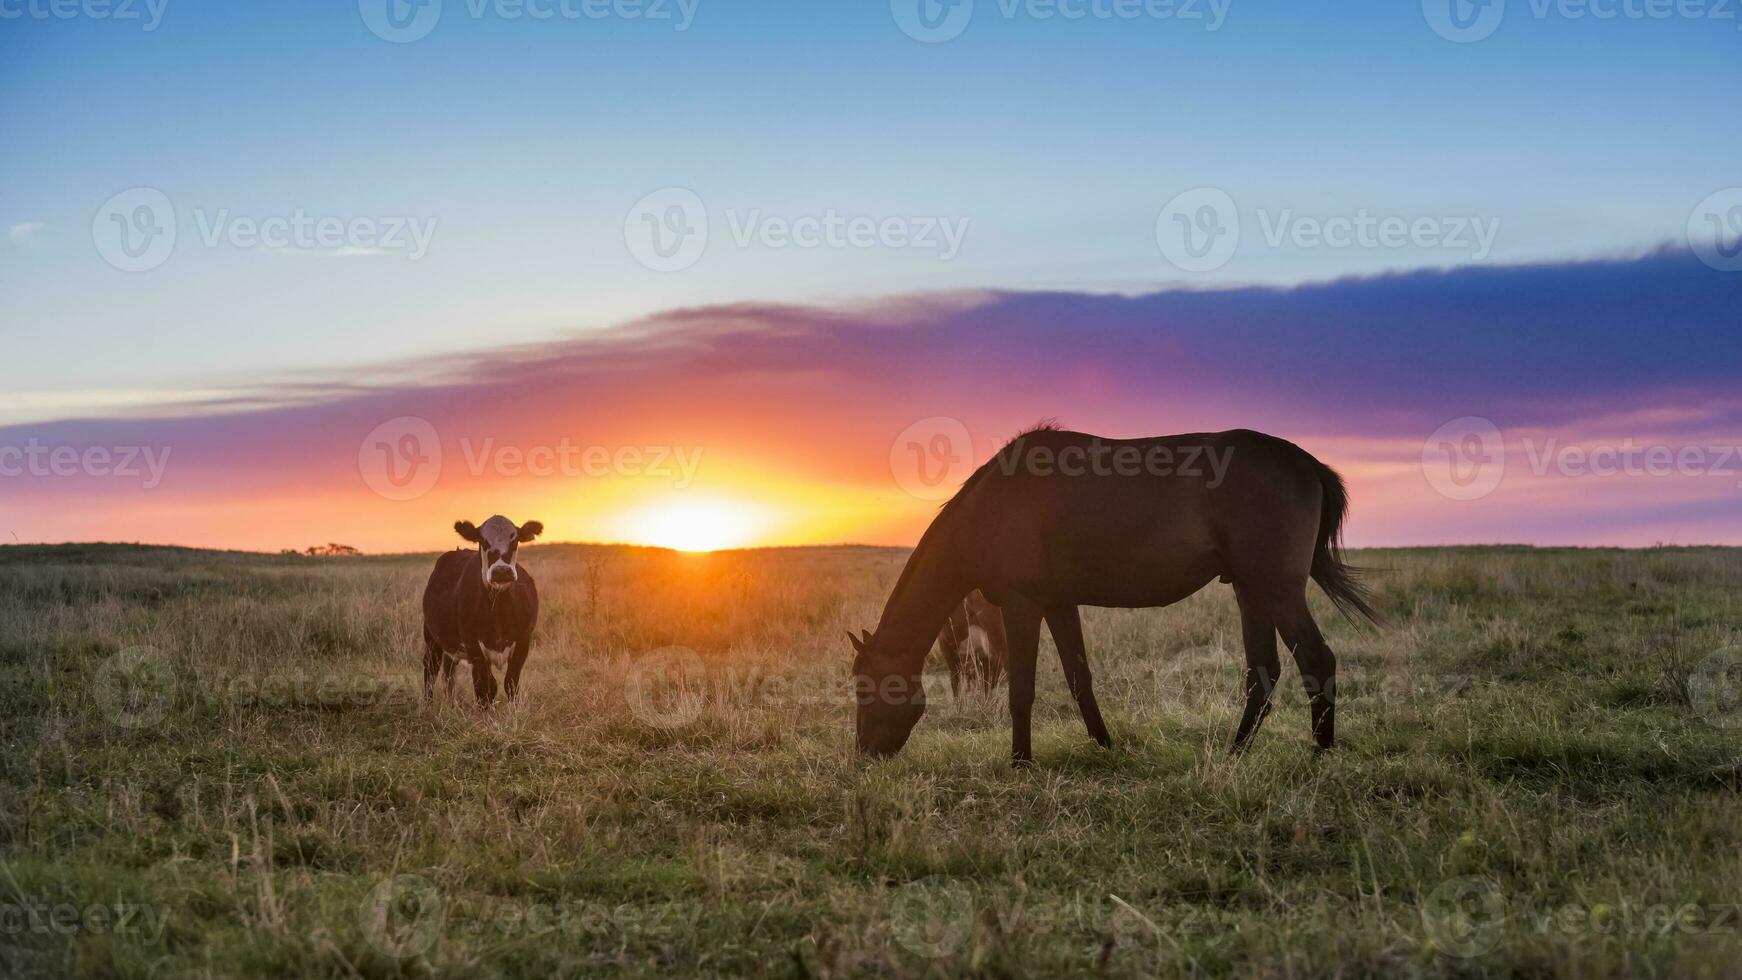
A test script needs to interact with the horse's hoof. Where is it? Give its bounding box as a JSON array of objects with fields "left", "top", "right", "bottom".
[{"left": 1011, "top": 756, "right": 1034, "bottom": 770}]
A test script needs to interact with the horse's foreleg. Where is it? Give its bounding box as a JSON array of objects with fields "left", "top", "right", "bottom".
[
  {"left": 1230, "top": 587, "right": 1282, "bottom": 754},
  {"left": 1003, "top": 599, "right": 1043, "bottom": 767},
  {"left": 1045, "top": 604, "right": 1111, "bottom": 748}
]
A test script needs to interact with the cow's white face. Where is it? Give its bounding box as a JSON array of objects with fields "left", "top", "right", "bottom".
[{"left": 455, "top": 515, "right": 543, "bottom": 592}]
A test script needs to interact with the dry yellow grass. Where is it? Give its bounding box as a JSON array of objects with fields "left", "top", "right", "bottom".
[{"left": 2, "top": 542, "right": 1740, "bottom": 977}]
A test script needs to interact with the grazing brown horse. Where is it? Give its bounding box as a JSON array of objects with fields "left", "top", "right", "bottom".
[
  {"left": 935, "top": 590, "right": 1007, "bottom": 696},
  {"left": 850, "top": 426, "right": 1376, "bottom": 765}
]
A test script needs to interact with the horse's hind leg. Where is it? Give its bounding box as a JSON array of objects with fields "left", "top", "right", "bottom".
[
  {"left": 1274, "top": 595, "right": 1336, "bottom": 751},
  {"left": 1229, "top": 586, "right": 1282, "bottom": 753},
  {"left": 1045, "top": 604, "right": 1112, "bottom": 748}
]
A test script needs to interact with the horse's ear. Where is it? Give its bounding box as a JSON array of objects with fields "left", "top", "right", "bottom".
[
  {"left": 859, "top": 629, "right": 873, "bottom": 646},
  {"left": 846, "top": 631, "right": 866, "bottom": 656}
]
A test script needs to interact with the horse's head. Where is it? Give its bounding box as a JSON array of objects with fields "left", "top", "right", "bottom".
[{"left": 848, "top": 628, "right": 925, "bottom": 758}]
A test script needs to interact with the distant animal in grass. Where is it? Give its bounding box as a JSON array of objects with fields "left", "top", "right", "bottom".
[
  {"left": 934, "top": 589, "right": 1007, "bottom": 696},
  {"left": 850, "top": 426, "right": 1378, "bottom": 765},
  {"left": 422, "top": 516, "right": 542, "bottom": 706}
]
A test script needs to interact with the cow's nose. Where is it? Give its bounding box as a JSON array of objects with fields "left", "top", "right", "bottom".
[{"left": 490, "top": 566, "right": 514, "bottom": 583}]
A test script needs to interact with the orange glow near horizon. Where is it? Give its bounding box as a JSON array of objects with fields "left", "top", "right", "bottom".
[{"left": 611, "top": 496, "right": 772, "bottom": 552}]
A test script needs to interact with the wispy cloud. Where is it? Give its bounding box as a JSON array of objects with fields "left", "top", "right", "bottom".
[
  {"left": 2, "top": 247, "right": 1736, "bottom": 551},
  {"left": 8, "top": 221, "right": 45, "bottom": 246}
]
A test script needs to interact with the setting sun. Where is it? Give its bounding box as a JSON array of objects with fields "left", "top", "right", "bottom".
[{"left": 613, "top": 497, "right": 771, "bottom": 552}]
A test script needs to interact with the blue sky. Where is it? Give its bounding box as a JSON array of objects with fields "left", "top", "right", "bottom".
[{"left": 1, "top": 1, "right": 1737, "bottom": 417}]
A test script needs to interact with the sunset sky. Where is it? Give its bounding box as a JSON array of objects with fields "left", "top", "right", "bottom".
[{"left": 1, "top": 4, "right": 1738, "bottom": 552}]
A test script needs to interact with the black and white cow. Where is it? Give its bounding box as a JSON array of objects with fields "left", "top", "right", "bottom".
[{"left": 422, "top": 515, "right": 542, "bottom": 705}]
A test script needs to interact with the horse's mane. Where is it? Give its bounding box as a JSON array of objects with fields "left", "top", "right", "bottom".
[
  {"left": 935, "top": 418, "right": 1059, "bottom": 516},
  {"left": 878, "top": 420, "right": 1062, "bottom": 626}
]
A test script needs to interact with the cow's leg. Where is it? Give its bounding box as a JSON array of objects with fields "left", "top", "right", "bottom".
[
  {"left": 1045, "top": 604, "right": 1111, "bottom": 748},
  {"left": 982, "top": 614, "right": 1008, "bottom": 691},
  {"left": 504, "top": 638, "right": 531, "bottom": 702},
  {"left": 422, "top": 628, "right": 442, "bottom": 703},
  {"left": 470, "top": 656, "right": 498, "bottom": 707},
  {"left": 937, "top": 629, "right": 963, "bottom": 700},
  {"left": 438, "top": 654, "right": 459, "bottom": 703},
  {"left": 1003, "top": 597, "right": 1043, "bottom": 768},
  {"left": 1230, "top": 585, "right": 1282, "bottom": 754}
]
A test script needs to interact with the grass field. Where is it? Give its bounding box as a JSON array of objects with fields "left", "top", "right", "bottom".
[{"left": 2, "top": 542, "right": 1740, "bottom": 978}]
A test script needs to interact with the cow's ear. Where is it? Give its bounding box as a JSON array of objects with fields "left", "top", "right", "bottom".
[
  {"left": 517, "top": 520, "right": 544, "bottom": 543},
  {"left": 454, "top": 520, "right": 482, "bottom": 543}
]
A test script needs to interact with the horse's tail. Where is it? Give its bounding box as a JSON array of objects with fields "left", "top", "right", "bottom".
[{"left": 1309, "top": 459, "right": 1381, "bottom": 626}]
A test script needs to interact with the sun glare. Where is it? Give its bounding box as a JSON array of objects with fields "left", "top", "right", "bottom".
[{"left": 615, "top": 498, "right": 769, "bottom": 552}]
